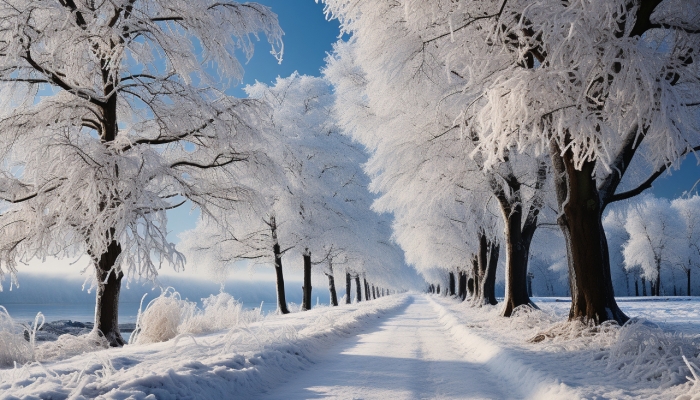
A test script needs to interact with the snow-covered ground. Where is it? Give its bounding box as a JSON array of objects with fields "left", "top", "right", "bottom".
[{"left": 1, "top": 294, "right": 699, "bottom": 399}]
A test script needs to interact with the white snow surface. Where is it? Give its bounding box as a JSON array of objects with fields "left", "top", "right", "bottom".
[{"left": 2, "top": 294, "right": 700, "bottom": 399}]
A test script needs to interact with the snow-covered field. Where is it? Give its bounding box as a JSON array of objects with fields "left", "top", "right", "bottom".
[{"left": 1, "top": 294, "right": 699, "bottom": 399}]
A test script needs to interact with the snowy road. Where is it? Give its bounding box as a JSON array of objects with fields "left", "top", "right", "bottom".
[{"left": 261, "top": 295, "right": 511, "bottom": 399}]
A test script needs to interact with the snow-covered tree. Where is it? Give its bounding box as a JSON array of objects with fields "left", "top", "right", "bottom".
[
  {"left": 485, "top": 0, "right": 699, "bottom": 322},
  {"left": 0, "top": 0, "right": 283, "bottom": 346},
  {"left": 321, "top": 4, "right": 554, "bottom": 316},
  {"left": 623, "top": 197, "right": 683, "bottom": 296},
  {"left": 671, "top": 195, "right": 700, "bottom": 295},
  {"left": 182, "top": 73, "right": 419, "bottom": 312}
]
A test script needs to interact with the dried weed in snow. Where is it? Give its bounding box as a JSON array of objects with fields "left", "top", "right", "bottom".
[
  {"left": 131, "top": 288, "right": 265, "bottom": 345},
  {"left": 608, "top": 318, "right": 700, "bottom": 389},
  {"left": 0, "top": 306, "right": 38, "bottom": 367}
]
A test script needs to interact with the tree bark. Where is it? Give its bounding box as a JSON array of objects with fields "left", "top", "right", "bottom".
[
  {"left": 551, "top": 143, "right": 628, "bottom": 324},
  {"left": 642, "top": 276, "right": 647, "bottom": 296},
  {"left": 436, "top": 284, "right": 440, "bottom": 295},
  {"left": 355, "top": 275, "right": 362, "bottom": 302},
  {"left": 345, "top": 272, "right": 352, "bottom": 304},
  {"left": 302, "top": 250, "right": 312, "bottom": 311},
  {"left": 373, "top": 285, "right": 377, "bottom": 298},
  {"left": 271, "top": 216, "right": 290, "bottom": 314},
  {"left": 326, "top": 261, "right": 338, "bottom": 306},
  {"left": 458, "top": 271, "right": 467, "bottom": 301},
  {"left": 327, "top": 275, "right": 338, "bottom": 306},
  {"left": 364, "top": 278, "right": 371, "bottom": 301},
  {"left": 499, "top": 201, "right": 537, "bottom": 316},
  {"left": 481, "top": 241, "right": 500, "bottom": 306},
  {"left": 93, "top": 234, "right": 125, "bottom": 347},
  {"left": 472, "top": 234, "right": 488, "bottom": 306},
  {"left": 448, "top": 272, "right": 456, "bottom": 296},
  {"left": 470, "top": 255, "right": 479, "bottom": 302}
]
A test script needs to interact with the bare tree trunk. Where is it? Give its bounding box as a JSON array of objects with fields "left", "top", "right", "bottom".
[
  {"left": 458, "top": 271, "right": 467, "bottom": 301},
  {"left": 436, "top": 284, "right": 440, "bottom": 295},
  {"left": 345, "top": 272, "right": 352, "bottom": 304},
  {"left": 481, "top": 241, "right": 500, "bottom": 306},
  {"left": 355, "top": 275, "right": 362, "bottom": 302},
  {"left": 470, "top": 255, "right": 480, "bottom": 303},
  {"left": 688, "top": 269, "right": 692, "bottom": 296},
  {"left": 635, "top": 279, "right": 639, "bottom": 296},
  {"left": 364, "top": 277, "right": 371, "bottom": 301},
  {"left": 551, "top": 144, "right": 627, "bottom": 324},
  {"left": 472, "top": 234, "right": 489, "bottom": 306},
  {"left": 654, "top": 260, "right": 661, "bottom": 296},
  {"left": 373, "top": 285, "right": 377, "bottom": 298},
  {"left": 499, "top": 201, "right": 537, "bottom": 316},
  {"left": 271, "top": 217, "right": 290, "bottom": 314},
  {"left": 93, "top": 234, "right": 125, "bottom": 347},
  {"left": 448, "top": 272, "right": 456, "bottom": 296},
  {"left": 642, "top": 276, "right": 647, "bottom": 296},
  {"left": 302, "top": 249, "right": 312, "bottom": 311}
]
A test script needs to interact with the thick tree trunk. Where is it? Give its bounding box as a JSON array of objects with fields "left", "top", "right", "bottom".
[
  {"left": 327, "top": 274, "right": 338, "bottom": 306},
  {"left": 472, "top": 235, "right": 488, "bottom": 306},
  {"left": 373, "top": 285, "right": 377, "bottom": 299},
  {"left": 94, "top": 236, "right": 125, "bottom": 347},
  {"left": 345, "top": 272, "right": 352, "bottom": 304},
  {"left": 551, "top": 145, "right": 628, "bottom": 324},
  {"left": 355, "top": 275, "right": 362, "bottom": 302},
  {"left": 271, "top": 217, "right": 290, "bottom": 314},
  {"left": 500, "top": 202, "right": 537, "bottom": 316},
  {"left": 470, "top": 255, "right": 479, "bottom": 301},
  {"left": 302, "top": 250, "right": 312, "bottom": 311},
  {"left": 481, "top": 242, "right": 500, "bottom": 306},
  {"left": 326, "top": 261, "right": 338, "bottom": 306},
  {"left": 458, "top": 271, "right": 467, "bottom": 301},
  {"left": 436, "top": 284, "right": 440, "bottom": 295},
  {"left": 364, "top": 278, "right": 371, "bottom": 301},
  {"left": 642, "top": 277, "right": 647, "bottom": 296},
  {"left": 635, "top": 279, "right": 639, "bottom": 296},
  {"left": 448, "top": 272, "right": 456, "bottom": 296}
]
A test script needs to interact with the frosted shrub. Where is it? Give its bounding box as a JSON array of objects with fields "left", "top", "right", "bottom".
[
  {"left": 131, "top": 289, "right": 195, "bottom": 345},
  {"left": 181, "top": 293, "right": 263, "bottom": 334},
  {"left": 530, "top": 318, "right": 620, "bottom": 351},
  {"left": 131, "top": 289, "right": 265, "bottom": 345},
  {"left": 677, "top": 357, "right": 700, "bottom": 400},
  {"left": 0, "top": 307, "right": 37, "bottom": 367},
  {"left": 509, "top": 304, "right": 559, "bottom": 331},
  {"left": 608, "top": 318, "right": 700, "bottom": 389},
  {"left": 36, "top": 331, "right": 109, "bottom": 362}
]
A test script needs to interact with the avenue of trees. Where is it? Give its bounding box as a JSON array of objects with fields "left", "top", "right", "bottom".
[
  {"left": 0, "top": 0, "right": 699, "bottom": 349},
  {"left": 0, "top": 0, "right": 417, "bottom": 347},
  {"left": 320, "top": 0, "right": 700, "bottom": 324}
]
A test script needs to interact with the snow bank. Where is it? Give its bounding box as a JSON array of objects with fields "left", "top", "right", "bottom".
[
  {"left": 0, "top": 294, "right": 408, "bottom": 398},
  {"left": 427, "top": 297, "right": 580, "bottom": 399},
  {"left": 429, "top": 295, "right": 700, "bottom": 399}
]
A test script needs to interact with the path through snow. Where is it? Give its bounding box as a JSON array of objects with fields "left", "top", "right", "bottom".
[{"left": 262, "top": 295, "right": 510, "bottom": 399}]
